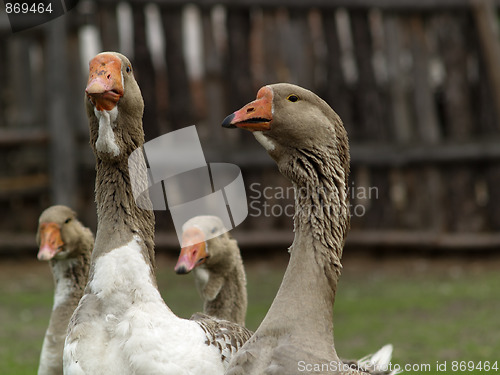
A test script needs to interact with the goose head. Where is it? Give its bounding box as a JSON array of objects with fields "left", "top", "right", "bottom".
[
  {"left": 222, "top": 83, "right": 349, "bottom": 187},
  {"left": 174, "top": 216, "right": 229, "bottom": 274},
  {"left": 85, "top": 52, "right": 144, "bottom": 161},
  {"left": 36, "top": 205, "right": 90, "bottom": 261}
]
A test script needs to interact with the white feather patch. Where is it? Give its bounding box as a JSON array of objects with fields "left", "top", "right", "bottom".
[
  {"left": 193, "top": 265, "right": 210, "bottom": 290},
  {"left": 357, "top": 344, "right": 398, "bottom": 374},
  {"left": 52, "top": 259, "right": 79, "bottom": 310},
  {"left": 88, "top": 236, "right": 159, "bottom": 302},
  {"left": 253, "top": 131, "right": 275, "bottom": 151},
  {"left": 94, "top": 107, "right": 120, "bottom": 156},
  {"left": 65, "top": 237, "right": 229, "bottom": 374}
]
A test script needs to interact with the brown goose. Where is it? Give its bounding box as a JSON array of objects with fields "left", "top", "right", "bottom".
[
  {"left": 174, "top": 215, "right": 248, "bottom": 326},
  {"left": 36, "top": 205, "right": 93, "bottom": 375},
  {"left": 63, "top": 52, "right": 251, "bottom": 375},
  {"left": 222, "top": 83, "right": 393, "bottom": 375}
]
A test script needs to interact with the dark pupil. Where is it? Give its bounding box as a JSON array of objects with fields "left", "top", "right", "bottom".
[{"left": 289, "top": 95, "right": 298, "bottom": 102}]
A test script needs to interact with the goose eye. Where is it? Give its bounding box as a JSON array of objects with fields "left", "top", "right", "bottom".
[
  {"left": 64, "top": 218, "right": 72, "bottom": 224},
  {"left": 210, "top": 227, "right": 217, "bottom": 234},
  {"left": 126, "top": 66, "right": 132, "bottom": 73},
  {"left": 287, "top": 94, "right": 299, "bottom": 102}
]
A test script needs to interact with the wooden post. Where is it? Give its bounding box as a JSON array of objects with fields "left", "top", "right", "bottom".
[
  {"left": 161, "top": 5, "right": 195, "bottom": 130},
  {"left": 132, "top": 3, "right": 160, "bottom": 140},
  {"left": 409, "top": 16, "right": 441, "bottom": 144},
  {"left": 99, "top": 3, "right": 120, "bottom": 52},
  {"left": 225, "top": 7, "right": 253, "bottom": 111},
  {"left": 350, "top": 9, "right": 388, "bottom": 141},
  {"left": 471, "top": 0, "right": 500, "bottom": 122},
  {"left": 46, "top": 16, "right": 76, "bottom": 208},
  {"left": 321, "top": 10, "right": 353, "bottom": 136},
  {"left": 384, "top": 14, "right": 413, "bottom": 143}
]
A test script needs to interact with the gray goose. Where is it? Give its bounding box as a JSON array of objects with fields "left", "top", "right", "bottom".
[
  {"left": 63, "top": 52, "right": 251, "bottom": 375},
  {"left": 175, "top": 215, "right": 248, "bottom": 326},
  {"left": 222, "top": 83, "right": 395, "bottom": 375},
  {"left": 36, "top": 205, "right": 93, "bottom": 375}
]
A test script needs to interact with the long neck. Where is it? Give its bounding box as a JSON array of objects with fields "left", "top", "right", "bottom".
[
  {"left": 203, "top": 256, "right": 247, "bottom": 326},
  {"left": 259, "top": 146, "right": 349, "bottom": 349},
  {"left": 50, "top": 250, "right": 91, "bottom": 321},
  {"left": 91, "top": 152, "right": 156, "bottom": 275},
  {"left": 39, "top": 251, "right": 91, "bottom": 374}
]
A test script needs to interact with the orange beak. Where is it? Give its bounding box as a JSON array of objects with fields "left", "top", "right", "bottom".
[
  {"left": 222, "top": 86, "right": 273, "bottom": 131},
  {"left": 37, "top": 222, "right": 64, "bottom": 261},
  {"left": 86, "top": 53, "right": 124, "bottom": 111},
  {"left": 175, "top": 227, "right": 208, "bottom": 274}
]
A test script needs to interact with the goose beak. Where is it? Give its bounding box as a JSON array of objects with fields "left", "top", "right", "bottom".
[
  {"left": 222, "top": 86, "right": 273, "bottom": 131},
  {"left": 175, "top": 227, "right": 208, "bottom": 274},
  {"left": 37, "top": 222, "right": 64, "bottom": 261},
  {"left": 86, "top": 53, "right": 124, "bottom": 111}
]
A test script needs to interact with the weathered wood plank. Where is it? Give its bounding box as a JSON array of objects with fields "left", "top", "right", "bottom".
[
  {"left": 225, "top": 7, "right": 253, "bottom": 110},
  {"left": 98, "top": 3, "right": 120, "bottom": 52},
  {"left": 0, "top": 129, "right": 48, "bottom": 146},
  {"left": 320, "top": 10, "right": 354, "bottom": 133},
  {"left": 434, "top": 14, "right": 479, "bottom": 232},
  {"left": 346, "top": 230, "right": 500, "bottom": 249},
  {"left": 93, "top": 0, "right": 500, "bottom": 10},
  {"left": 210, "top": 139, "right": 500, "bottom": 167},
  {"left": 4, "top": 228, "right": 500, "bottom": 255},
  {"left": 472, "top": 0, "right": 500, "bottom": 122},
  {"left": 434, "top": 14, "right": 474, "bottom": 139},
  {"left": 199, "top": 8, "right": 227, "bottom": 147},
  {"left": 384, "top": 15, "right": 413, "bottom": 143},
  {"left": 351, "top": 140, "right": 500, "bottom": 165},
  {"left": 409, "top": 15, "right": 441, "bottom": 144},
  {"left": 83, "top": 229, "right": 500, "bottom": 250},
  {"left": 161, "top": 5, "right": 195, "bottom": 130},
  {"left": 351, "top": 9, "right": 389, "bottom": 141},
  {"left": 45, "top": 17, "right": 76, "bottom": 207},
  {"left": 0, "top": 174, "right": 50, "bottom": 196},
  {"left": 132, "top": 3, "right": 160, "bottom": 140}
]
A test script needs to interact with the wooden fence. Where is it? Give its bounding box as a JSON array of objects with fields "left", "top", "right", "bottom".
[{"left": 2, "top": 0, "right": 500, "bottom": 254}]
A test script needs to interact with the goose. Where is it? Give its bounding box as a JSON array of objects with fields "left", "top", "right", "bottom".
[
  {"left": 36, "top": 205, "right": 93, "bottom": 375},
  {"left": 174, "top": 215, "right": 248, "bottom": 326},
  {"left": 174, "top": 217, "right": 394, "bottom": 375},
  {"left": 222, "top": 83, "right": 395, "bottom": 375},
  {"left": 63, "top": 52, "right": 251, "bottom": 375}
]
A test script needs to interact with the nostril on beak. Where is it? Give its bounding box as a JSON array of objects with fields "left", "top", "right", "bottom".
[
  {"left": 175, "top": 265, "right": 187, "bottom": 274},
  {"left": 246, "top": 107, "right": 255, "bottom": 113}
]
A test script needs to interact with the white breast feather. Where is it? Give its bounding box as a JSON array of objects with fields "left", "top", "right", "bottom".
[
  {"left": 253, "top": 131, "right": 275, "bottom": 151},
  {"left": 94, "top": 107, "right": 120, "bottom": 156},
  {"left": 52, "top": 259, "right": 79, "bottom": 310},
  {"left": 193, "top": 266, "right": 210, "bottom": 291},
  {"left": 64, "top": 237, "right": 226, "bottom": 375}
]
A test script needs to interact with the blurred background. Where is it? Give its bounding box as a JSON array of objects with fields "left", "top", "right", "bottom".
[{"left": 1, "top": 0, "right": 500, "bottom": 374}]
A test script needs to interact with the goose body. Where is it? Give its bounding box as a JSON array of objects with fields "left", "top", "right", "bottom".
[
  {"left": 222, "top": 84, "right": 392, "bottom": 375},
  {"left": 37, "top": 205, "right": 93, "bottom": 375},
  {"left": 175, "top": 215, "right": 248, "bottom": 326},
  {"left": 63, "top": 52, "right": 250, "bottom": 375}
]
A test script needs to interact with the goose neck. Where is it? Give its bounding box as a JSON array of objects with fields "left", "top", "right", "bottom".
[{"left": 93, "top": 154, "right": 156, "bottom": 271}]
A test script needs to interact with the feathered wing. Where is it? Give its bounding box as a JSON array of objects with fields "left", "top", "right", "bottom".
[{"left": 191, "top": 313, "right": 253, "bottom": 365}]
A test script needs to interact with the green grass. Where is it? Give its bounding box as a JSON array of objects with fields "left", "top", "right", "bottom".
[{"left": 1, "top": 254, "right": 499, "bottom": 374}]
